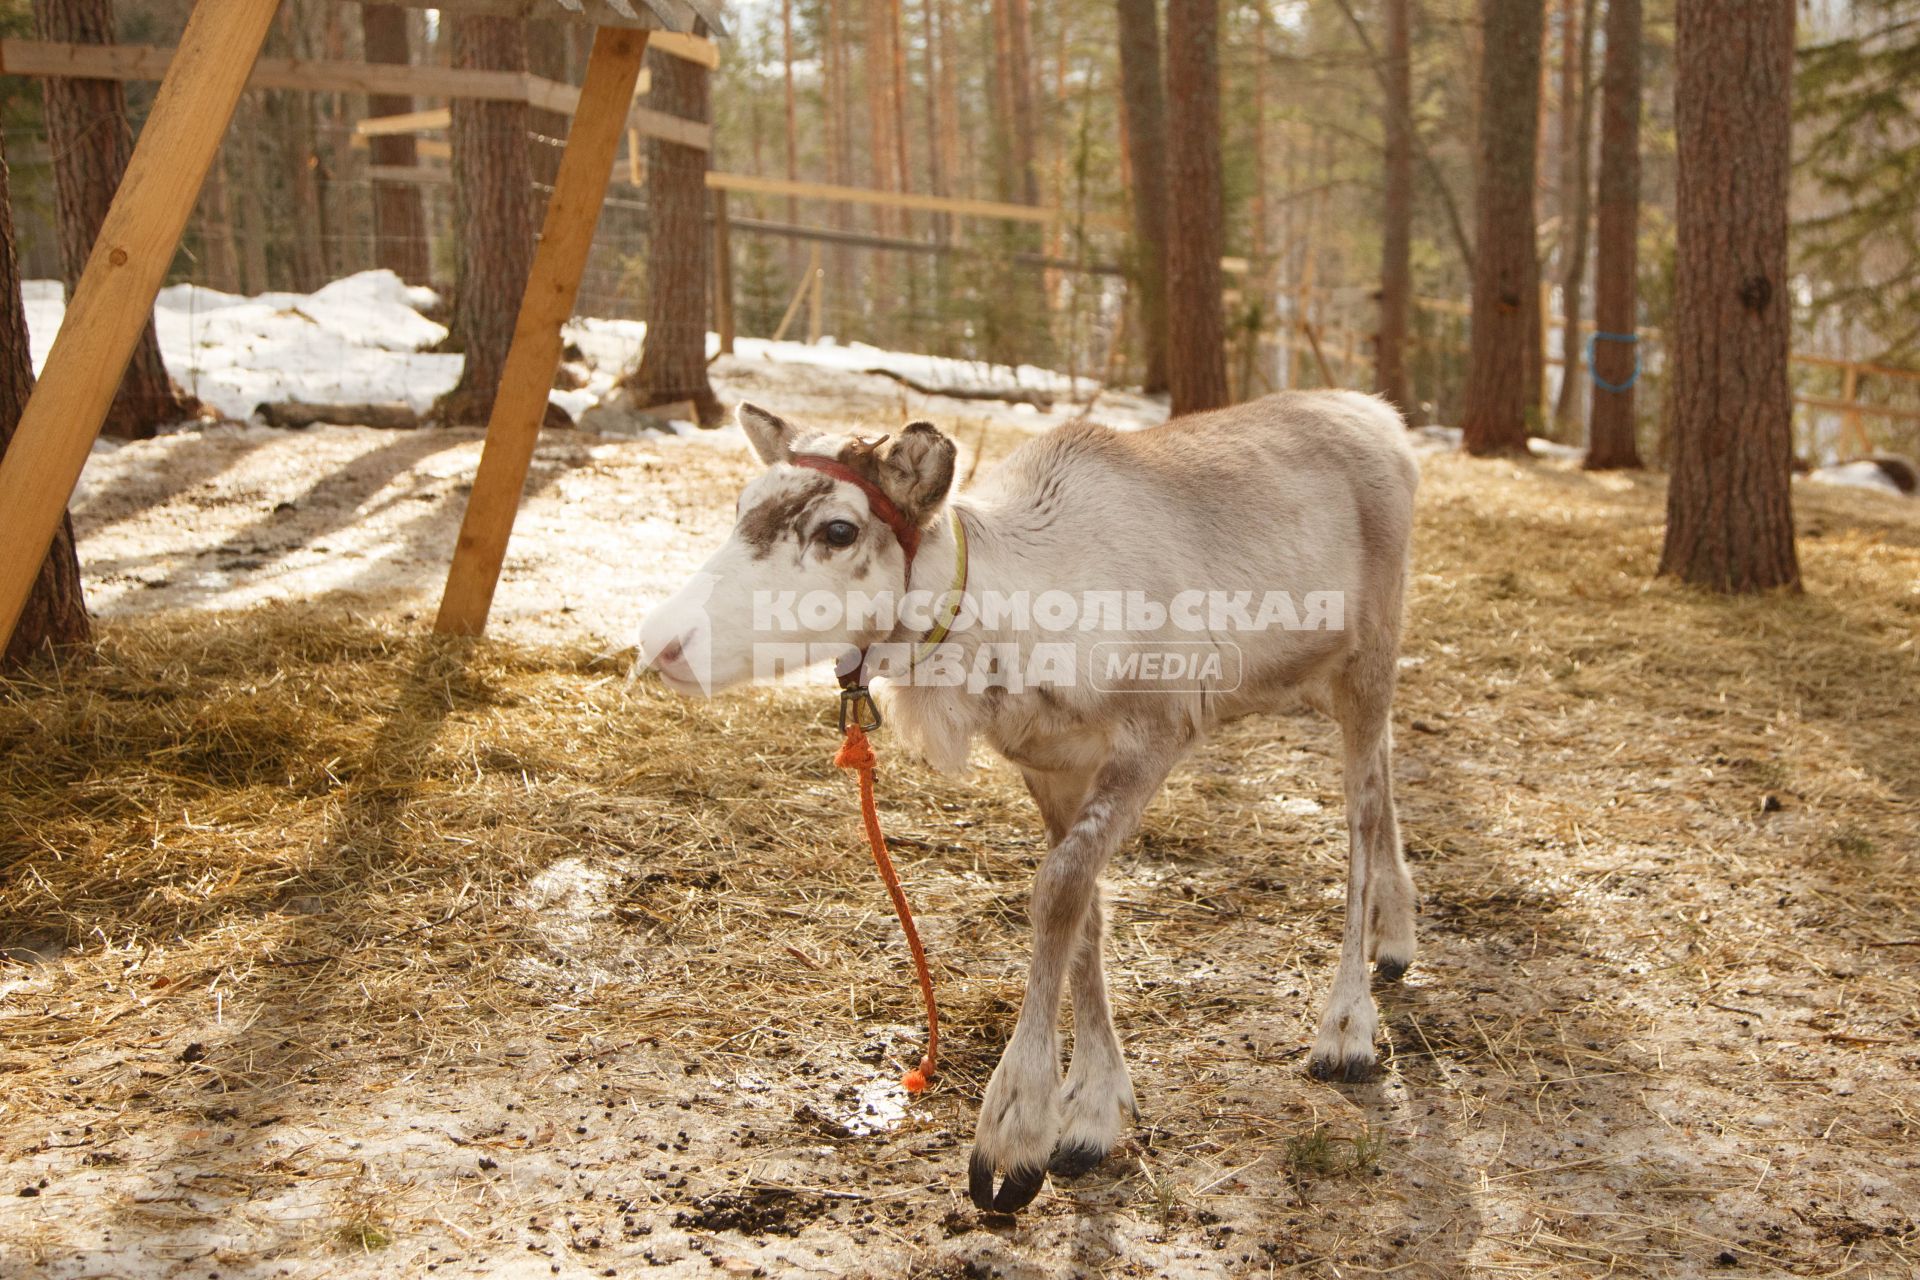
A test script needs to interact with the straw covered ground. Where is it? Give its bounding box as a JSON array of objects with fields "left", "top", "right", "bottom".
[{"left": 1, "top": 405, "right": 1917, "bottom": 1279}]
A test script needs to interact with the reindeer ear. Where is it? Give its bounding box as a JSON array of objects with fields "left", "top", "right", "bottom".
[
  {"left": 874, "top": 421, "right": 957, "bottom": 525},
  {"left": 737, "top": 403, "right": 796, "bottom": 465}
]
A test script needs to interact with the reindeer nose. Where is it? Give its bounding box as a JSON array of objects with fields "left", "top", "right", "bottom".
[{"left": 650, "top": 631, "right": 697, "bottom": 682}]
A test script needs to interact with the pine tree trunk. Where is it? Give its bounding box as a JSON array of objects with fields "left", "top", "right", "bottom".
[
  {"left": 823, "top": 0, "right": 855, "bottom": 324},
  {"left": 1585, "top": 0, "right": 1642, "bottom": 470},
  {"left": 32, "top": 0, "right": 193, "bottom": 442},
  {"left": 1376, "top": 0, "right": 1414, "bottom": 414},
  {"left": 1658, "top": 0, "right": 1798, "bottom": 591},
  {"left": 1163, "top": 0, "right": 1229, "bottom": 415},
  {"left": 923, "top": 0, "right": 952, "bottom": 245},
  {"left": 890, "top": 0, "right": 913, "bottom": 209},
  {"left": 1006, "top": 0, "right": 1039, "bottom": 208},
  {"left": 440, "top": 16, "right": 534, "bottom": 424},
  {"left": 281, "top": 8, "right": 331, "bottom": 290},
  {"left": 1461, "top": 0, "right": 1545, "bottom": 455},
  {"left": 195, "top": 143, "right": 241, "bottom": 294},
  {"left": 0, "top": 137, "right": 90, "bottom": 670},
  {"left": 364, "top": 4, "right": 431, "bottom": 285},
  {"left": 1552, "top": 0, "right": 1598, "bottom": 433},
  {"left": 625, "top": 33, "right": 721, "bottom": 426},
  {"left": 235, "top": 99, "right": 273, "bottom": 294},
  {"left": 1116, "top": 0, "right": 1170, "bottom": 394},
  {"left": 866, "top": 0, "right": 897, "bottom": 274},
  {"left": 783, "top": 0, "right": 802, "bottom": 271}
]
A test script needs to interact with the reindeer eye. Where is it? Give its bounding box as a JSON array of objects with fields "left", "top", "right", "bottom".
[{"left": 821, "top": 519, "right": 860, "bottom": 548}]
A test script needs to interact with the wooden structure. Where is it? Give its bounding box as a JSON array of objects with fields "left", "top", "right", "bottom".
[{"left": 0, "top": 0, "right": 719, "bottom": 646}]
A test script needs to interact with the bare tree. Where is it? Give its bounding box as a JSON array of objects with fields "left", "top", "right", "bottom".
[
  {"left": 622, "top": 30, "right": 722, "bottom": 426},
  {"left": 1552, "top": 0, "right": 1598, "bottom": 433},
  {"left": 0, "top": 137, "right": 90, "bottom": 670},
  {"left": 1461, "top": 0, "right": 1545, "bottom": 455},
  {"left": 1164, "top": 0, "right": 1229, "bottom": 415},
  {"left": 1377, "top": 0, "right": 1414, "bottom": 414},
  {"left": 1658, "top": 0, "right": 1799, "bottom": 591},
  {"left": 1116, "top": 0, "right": 1170, "bottom": 394},
  {"left": 364, "top": 4, "right": 431, "bottom": 284},
  {"left": 32, "top": 0, "right": 195, "bottom": 441},
  {"left": 439, "top": 16, "right": 535, "bottom": 424},
  {"left": 1584, "top": 0, "right": 1642, "bottom": 470}
]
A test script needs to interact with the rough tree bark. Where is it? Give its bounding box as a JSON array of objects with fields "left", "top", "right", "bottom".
[
  {"left": 32, "top": 0, "right": 195, "bottom": 441},
  {"left": 1164, "top": 0, "right": 1229, "bottom": 415},
  {"left": 364, "top": 4, "right": 430, "bottom": 284},
  {"left": 439, "top": 16, "right": 535, "bottom": 425},
  {"left": 1376, "top": 0, "right": 1413, "bottom": 415},
  {"left": 1461, "top": 0, "right": 1545, "bottom": 455},
  {"left": 1585, "top": 0, "right": 1642, "bottom": 470},
  {"left": 1552, "top": 0, "right": 1598, "bottom": 434},
  {"left": 1116, "top": 0, "right": 1171, "bottom": 395},
  {"left": 624, "top": 30, "right": 722, "bottom": 426},
  {"left": 1658, "top": 0, "right": 1799, "bottom": 591},
  {"left": 279, "top": 6, "right": 330, "bottom": 290},
  {"left": 0, "top": 137, "right": 90, "bottom": 670},
  {"left": 783, "top": 0, "right": 802, "bottom": 270}
]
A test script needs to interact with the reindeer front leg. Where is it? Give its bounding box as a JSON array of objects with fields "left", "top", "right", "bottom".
[
  {"left": 1018, "top": 767, "right": 1137, "bottom": 1182},
  {"left": 972, "top": 750, "right": 1176, "bottom": 1213}
]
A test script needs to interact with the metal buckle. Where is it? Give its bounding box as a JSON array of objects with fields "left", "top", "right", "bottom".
[{"left": 839, "top": 685, "right": 882, "bottom": 732}]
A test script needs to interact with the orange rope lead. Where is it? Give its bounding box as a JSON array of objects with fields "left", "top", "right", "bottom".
[{"left": 834, "top": 722, "right": 938, "bottom": 1092}]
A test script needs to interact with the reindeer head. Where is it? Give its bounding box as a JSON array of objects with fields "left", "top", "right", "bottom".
[{"left": 639, "top": 404, "right": 957, "bottom": 694}]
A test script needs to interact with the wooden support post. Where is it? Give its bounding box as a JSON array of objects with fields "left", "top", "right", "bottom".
[
  {"left": 0, "top": 0, "right": 279, "bottom": 650},
  {"left": 434, "top": 26, "right": 650, "bottom": 637},
  {"left": 1840, "top": 362, "right": 1869, "bottom": 459},
  {"left": 806, "top": 243, "right": 824, "bottom": 345},
  {"left": 712, "top": 188, "right": 734, "bottom": 355},
  {"left": 769, "top": 260, "right": 812, "bottom": 343}
]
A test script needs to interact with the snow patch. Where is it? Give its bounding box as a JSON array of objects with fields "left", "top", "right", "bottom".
[{"left": 1807, "top": 460, "right": 1912, "bottom": 497}]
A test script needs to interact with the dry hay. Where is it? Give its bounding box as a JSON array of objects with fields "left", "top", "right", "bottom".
[{"left": 0, "top": 447, "right": 1916, "bottom": 1278}]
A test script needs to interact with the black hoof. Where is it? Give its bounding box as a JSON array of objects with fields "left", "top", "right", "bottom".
[
  {"left": 1048, "top": 1140, "right": 1107, "bottom": 1180},
  {"left": 1307, "top": 1053, "right": 1376, "bottom": 1084},
  {"left": 969, "top": 1152, "right": 1046, "bottom": 1213},
  {"left": 1375, "top": 957, "right": 1411, "bottom": 983}
]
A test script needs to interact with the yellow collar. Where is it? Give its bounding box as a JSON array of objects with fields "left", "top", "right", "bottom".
[{"left": 913, "top": 508, "right": 968, "bottom": 663}]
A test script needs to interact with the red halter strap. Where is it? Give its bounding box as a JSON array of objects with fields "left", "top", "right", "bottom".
[{"left": 789, "top": 454, "right": 922, "bottom": 575}]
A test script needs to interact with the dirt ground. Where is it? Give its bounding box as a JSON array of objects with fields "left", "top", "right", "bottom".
[{"left": 2, "top": 370, "right": 1918, "bottom": 1279}]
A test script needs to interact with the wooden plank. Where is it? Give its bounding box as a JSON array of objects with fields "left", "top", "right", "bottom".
[
  {"left": 435, "top": 26, "right": 650, "bottom": 638},
  {"left": 705, "top": 170, "right": 1066, "bottom": 226},
  {"left": 1, "top": 38, "right": 539, "bottom": 102},
  {"left": 356, "top": 107, "right": 452, "bottom": 136},
  {"left": 352, "top": 103, "right": 704, "bottom": 152},
  {"left": 647, "top": 31, "right": 720, "bottom": 68},
  {"left": 3, "top": 38, "right": 659, "bottom": 113},
  {"left": 1794, "top": 395, "right": 1920, "bottom": 425},
  {"left": 624, "top": 105, "right": 708, "bottom": 151},
  {"left": 0, "top": 0, "right": 280, "bottom": 650}
]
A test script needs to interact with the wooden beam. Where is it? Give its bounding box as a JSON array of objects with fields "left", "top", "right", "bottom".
[
  {"left": 0, "top": 37, "right": 685, "bottom": 109},
  {"left": 353, "top": 102, "right": 705, "bottom": 152},
  {"left": 1, "top": 38, "right": 538, "bottom": 102},
  {"left": 434, "top": 26, "right": 650, "bottom": 638},
  {"left": 356, "top": 107, "right": 452, "bottom": 136},
  {"left": 704, "top": 171, "right": 1073, "bottom": 226},
  {"left": 0, "top": 0, "right": 280, "bottom": 650},
  {"left": 647, "top": 31, "right": 720, "bottom": 68}
]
